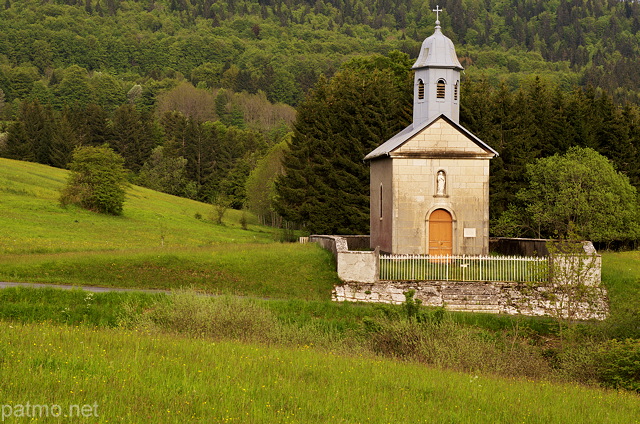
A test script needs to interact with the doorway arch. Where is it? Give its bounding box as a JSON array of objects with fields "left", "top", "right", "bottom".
[{"left": 428, "top": 209, "right": 453, "bottom": 256}]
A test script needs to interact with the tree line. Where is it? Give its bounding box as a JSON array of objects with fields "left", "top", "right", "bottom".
[
  {"left": 2, "top": 0, "right": 640, "bottom": 109},
  {"left": 0, "top": 87, "right": 293, "bottom": 208}
]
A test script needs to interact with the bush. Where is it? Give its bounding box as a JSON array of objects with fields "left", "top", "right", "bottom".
[
  {"left": 133, "top": 291, "right": 279, "bottom": 342},
  {"left": 595, "top": 339, "right": 640, "bottom": 392},
  {"left": 367, "top": 317, "right": 551, "bottom": 378},
  {"left": 60, "top": 145, "right": 128, "bottom": 215}
]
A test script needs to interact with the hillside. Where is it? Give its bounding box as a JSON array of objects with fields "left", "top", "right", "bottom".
[
  {"left": 0, "top": 158, "right": 340, "bottom": 299},
  {"left": 0, "top": 157, "right": 276, "bottom": 253},
  {"left": 1, "top": 0, "right": 639, "bottom": 106}
]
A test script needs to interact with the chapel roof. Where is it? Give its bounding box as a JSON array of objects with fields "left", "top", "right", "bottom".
[
  {"left": 412, "top": 22, "right": 463, "bottom": 70},
  {"left": 364, "top": 114, "right": 498, "bottom": 161}
]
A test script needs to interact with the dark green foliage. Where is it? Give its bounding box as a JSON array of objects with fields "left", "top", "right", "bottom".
[
  {"left": 160, "top": 112, "right": 269, "bottom": 205},
  {"left": 461, "top": 80, "right": 640, "bottom": 245},
  {"left": 110, "top": 104, "right": 159, "bottom": 173},
  {"left": 595, "top": 339, "right": 640, "bottom": 392},
  {"left": 67, "top": 103, "right": 113, "bottom": 146},
  {"left": 2, "top": 100, "right": 54, "bottom": 164},
  {"left": 1, "top": 0, "right": 640, "bottom": 106},
  {"left": 60, "top": 145, "right": 129, "bottom": 215},
  {"left": 49, "top": 112, "right": 81, "bottom": 168},
  {"left": 53, "top": 65, "right": 92, "bottom": 109},
  {"left": 137, "top": 146, "right": 197, "bottom": 199},
  {"left": 275, "top": 52, "right": 412, "bottom": 234}
]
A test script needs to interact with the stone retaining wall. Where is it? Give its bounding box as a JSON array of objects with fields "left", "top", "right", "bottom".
[
  {"left": 311, "top": 235, "right": 607, "bottom": 320},
  {"left": 332, "top": 279, "right": 608, "bottom": 320}
]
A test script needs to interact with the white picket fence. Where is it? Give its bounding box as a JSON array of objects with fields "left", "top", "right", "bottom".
[{"left": 379, "top": 254, "right": 549, "bottom": 282}]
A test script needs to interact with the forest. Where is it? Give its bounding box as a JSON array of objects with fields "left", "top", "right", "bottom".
[
  {"left": 0, "top": 0, "right": 639, "bottom": 240},
  {"left": 1, "top": 0, "right": 640, "bottom": 105}
]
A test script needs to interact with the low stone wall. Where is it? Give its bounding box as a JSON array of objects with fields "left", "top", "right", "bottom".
[
  {"left": 312, "top": 235, "right": 607, "bottom": 320},
  {"left": 309, "top": 235, "right": 378, "bottom": 284},
  {"left": 308, "top": 235, "right": 347, "bottom": 260},
  {"left": 333, "top": 280, "right": 608, "bottom": 320}
]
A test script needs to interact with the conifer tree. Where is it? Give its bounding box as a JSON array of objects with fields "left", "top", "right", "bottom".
[
  {"left": 274, "top": 52, "right": 412, "bottom": 234},
  {"left": 110, "top": 104, "right": 158, "bottom": 172},
  {"left": 3, "top": 100, "right": 54, "bottom": 164},
  {"left": 50, "top": 113, "right": 80, "bottom": 168}
]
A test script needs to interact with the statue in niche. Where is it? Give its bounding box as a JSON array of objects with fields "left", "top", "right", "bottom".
[{"left": 436, "top": 170, "right": 446, "bottom": 196}]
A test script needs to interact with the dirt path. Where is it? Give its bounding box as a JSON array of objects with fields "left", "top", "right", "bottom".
[{"left": 0, "top": 281, "right": 171, "bottom": 295}]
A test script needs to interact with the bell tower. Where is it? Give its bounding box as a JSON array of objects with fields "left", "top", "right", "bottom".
[{"left": 412, "top": 6, "right": 463, "bottom": 125}]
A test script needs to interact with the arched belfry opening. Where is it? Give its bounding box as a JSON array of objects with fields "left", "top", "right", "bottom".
[
  {"left": 417, "top": 79, "right": 425, "bottom": 100},
  {"left": 436, "top": 79, "right": 446, "bottom": 99}
]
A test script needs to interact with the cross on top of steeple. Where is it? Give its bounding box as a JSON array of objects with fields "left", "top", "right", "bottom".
[{"left": 433, "top": 5, "right": 442, "bottom": 28}]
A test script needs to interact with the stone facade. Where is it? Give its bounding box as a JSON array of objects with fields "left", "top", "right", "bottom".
[
  {"left": 365, "top": 19, "right": 496, "bottom": 255},
  {"left": 369, "top": 117, "right": 494, "bottom": 255}
]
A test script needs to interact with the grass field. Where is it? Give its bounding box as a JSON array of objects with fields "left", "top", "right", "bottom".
[
  {"left": 0, "top": 158, "right": 639, "bottom": 422},
  {"left": 0, "top": 158, "right": 278, "bottom": 254},
  {"left": 1, "top": 321, "right": 638, "bottom": 424},
  {"left": 599, "top": 250, "right": 640, "bottom": 338},
  {"left": 0, "top": 158, "right": 340, "bottom": 300}
]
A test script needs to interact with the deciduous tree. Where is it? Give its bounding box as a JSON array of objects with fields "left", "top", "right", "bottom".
[
  {"left": 494, "top": 147, "right": 640, "bottom": 245},
  {"left": 60, "top": 145, "right": 128, "bottom": 215}
]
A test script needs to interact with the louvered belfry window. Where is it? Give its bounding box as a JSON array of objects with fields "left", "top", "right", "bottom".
[
  {"left": 437, "top": 79, "right": 446, "bottom": 99},
  {"left": 454, "top": 81, "right": 459, "bottom": 101},
  {"left": 418, "top": 79, "right": 425, "bottom": 100}
]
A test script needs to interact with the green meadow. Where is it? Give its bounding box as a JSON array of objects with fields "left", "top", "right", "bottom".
[
  {"left": 0, "top": 158, "right": 639, "bottom": 423},
  {"left": 1, "top": 321, "right": 638, "bottom": 424},
  {"left": 0, "top": 157, "right": 277, "bottom": 253},
  {"left": 0, "top": 158, "right": 339, "bottom": 299}
]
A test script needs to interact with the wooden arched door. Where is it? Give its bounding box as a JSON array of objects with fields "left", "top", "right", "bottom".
[{"left": 428, "top": 209, "right": 453, "bottom": 256}]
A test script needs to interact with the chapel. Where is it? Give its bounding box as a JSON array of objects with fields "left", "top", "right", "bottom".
[{"left": 365, "top": 9, "right": 498, "bottom": 256}]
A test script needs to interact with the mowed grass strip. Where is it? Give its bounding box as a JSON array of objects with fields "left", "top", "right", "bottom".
[
  {"left": 601, "top": 250, "right": 640, "bottom": 311},
  {"left": 600, "top": 250, "right": 640, "bottom": 337},
  {"left": 0, "top": 321, "right": 638, "bottom": 424},
  {"left": 0, "top": 244, "right": 339, "bottom": 300}
]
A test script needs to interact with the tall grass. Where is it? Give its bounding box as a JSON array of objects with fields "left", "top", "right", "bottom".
[
  {"left": 0, "top": 321, "right": 638, "bottom": 423},
  {"left": 0, "top": 288, "right": 610, "bottom": 385}
]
